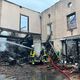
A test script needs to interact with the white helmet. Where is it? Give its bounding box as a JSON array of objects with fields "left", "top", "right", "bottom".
[{"left": 32, "top": 45, "right": 34, "bottom": 48}]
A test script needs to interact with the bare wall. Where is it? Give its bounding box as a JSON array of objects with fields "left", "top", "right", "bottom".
[
  {"left": 41, "top": 0, "right": 80, "bottom": 51},
  {"left": 0, "top": 0, "right": 41, "bottom": 34}
]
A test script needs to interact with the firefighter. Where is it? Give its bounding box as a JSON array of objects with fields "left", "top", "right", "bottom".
[
  {"left": 43, "top": 49, "right": 48, "bottom": 63},
  {"left": 30, "top": 45, "right": 36, "bottom": 64},
  {"left": 40, "top": 47, "right": 48, "bottom": 63}
]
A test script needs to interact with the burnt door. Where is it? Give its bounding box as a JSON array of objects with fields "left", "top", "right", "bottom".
[
  {"left": 65, "top": 39, "right": 78, "bottom": 63},
  {"left": 66, "top": 40, "right": 77, "bottom": 56},
  {"left": 62, "top": 39, "right": 80, "bottom": 63}
]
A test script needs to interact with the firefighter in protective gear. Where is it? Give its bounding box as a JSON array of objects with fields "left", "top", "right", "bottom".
[
  {"left": 40, "top": 47, "right": 48, "bottom": 63},
  {"left": 30, "top": 45, "right": 36, "bottom": 64},
  {"left": 43, "top": 50, "right": 48, "bottom": 62}
]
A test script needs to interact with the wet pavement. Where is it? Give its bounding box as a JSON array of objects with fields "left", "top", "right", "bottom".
[{"left": 0, "top": 65, "right": 66, "bottom": 80}]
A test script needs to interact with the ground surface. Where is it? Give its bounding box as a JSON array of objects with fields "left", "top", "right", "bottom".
[{"left": 0, "top": 64, "right": 79, "bottom": 80}]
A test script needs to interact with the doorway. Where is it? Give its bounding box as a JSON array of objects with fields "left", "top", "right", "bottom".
[{"left": 62, "top": 39, "right": 80, "bottom": 63}]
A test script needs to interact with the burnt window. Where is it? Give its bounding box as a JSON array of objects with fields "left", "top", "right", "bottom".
[
  {"left": 47, "top": 23, "right": 52, "bottom": 35},
  {"left": 67, "top": 12, "right": 77, "bottom": 30},
  {"left": 20, "top": 15, "right": 29, "bottom": 32}
]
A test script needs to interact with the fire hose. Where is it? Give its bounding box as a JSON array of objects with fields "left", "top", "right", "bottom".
[
  {"left": 48, "top": 42, "right": 71, "bottom": 80},
  {"left": 49, "top": 56, "right": 71, "bottom": 80}
]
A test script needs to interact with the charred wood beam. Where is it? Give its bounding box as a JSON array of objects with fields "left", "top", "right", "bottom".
[{"left": 0, "top": 27, "right": 41, "bottom": 35}]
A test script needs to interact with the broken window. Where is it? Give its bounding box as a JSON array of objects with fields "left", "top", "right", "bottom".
[
  {"left": 20, "top": 15, "right": 29, "bottom": 32},
  {"left": 67, "top": 12, "right": 77, "bottom": 30}
]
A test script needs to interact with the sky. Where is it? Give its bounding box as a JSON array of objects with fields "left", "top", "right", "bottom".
[{"left": 7, "top": 0, "right": 60, "bottom": 12}]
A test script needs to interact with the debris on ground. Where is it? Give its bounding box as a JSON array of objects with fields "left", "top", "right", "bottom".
[{"left": 0, "top": 64, "right": 79, "bottom": 80}]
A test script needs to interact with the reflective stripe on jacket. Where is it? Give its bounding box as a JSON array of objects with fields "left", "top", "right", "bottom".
[{"left": 30, "top": 50, "right": 36, "bottom": 57}]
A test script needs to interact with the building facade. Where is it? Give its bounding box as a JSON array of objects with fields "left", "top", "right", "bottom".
[
  {"left": 0, "top": 0, "right": 41, "bottom": 54},
  {"left": 41, "top": 0, "right": 80, "bottom": 59},
  {"left": 0, "top": 0, "right": 41, "bottom": 33},
  {"left": 0, "top": 0, "right": 80, "bottom": 58}
]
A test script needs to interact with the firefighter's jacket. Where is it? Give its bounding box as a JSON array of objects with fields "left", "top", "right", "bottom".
[
  {"left": 40, "top": 49, "right": 48, "bottom": 57},
  {"left": 43, "top": 51, "right": 48, "bottom": 57},
  {"left": 30, "top": 50, "right": 36, "bottom": 57}
]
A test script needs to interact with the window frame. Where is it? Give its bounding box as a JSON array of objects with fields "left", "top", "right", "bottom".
[
  {"left": 47, "top": 23, "right": 52, "bottom": 36},
  {"left": 19, "top": 14, "right": 29, "bottom": 32},
  {"left": 67, "top": 12, "right": 77, "bottom": 31}
]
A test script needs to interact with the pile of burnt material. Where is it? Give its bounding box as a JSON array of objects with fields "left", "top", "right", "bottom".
[{"left": 0, "top": 33, "right": 33, "bottom": 66}]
